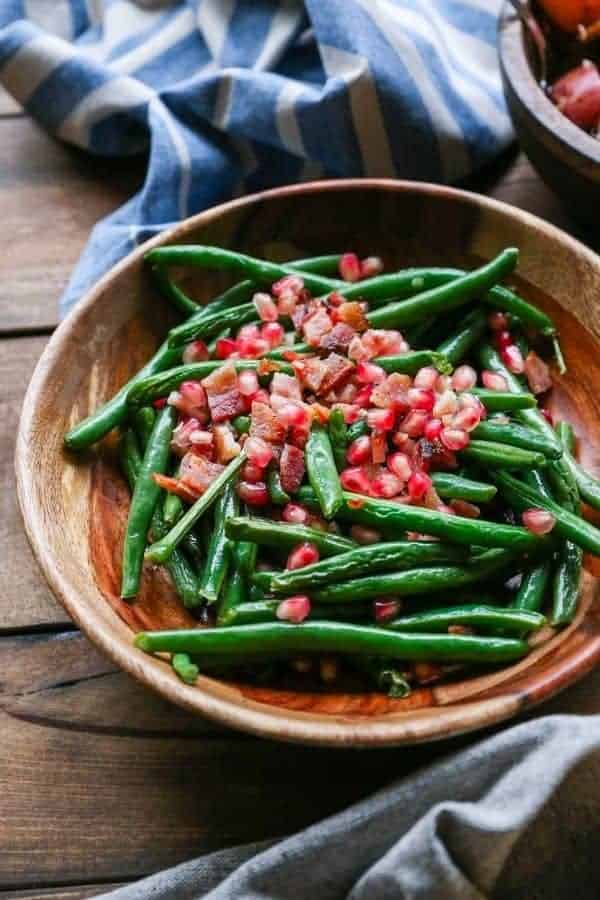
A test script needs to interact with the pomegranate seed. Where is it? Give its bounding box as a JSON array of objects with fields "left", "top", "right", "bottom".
[
  {"left": 433, "top": 389, "right": 458, "bottom": 418},
  {"left": 451, "top": 365, "right": 477, "bottom": 392},
  {"left": 242, "top": 461, "right": 264, "bottom": 483},
  {"left": 356, "top": 361, "right": 386, "bottom": 384},
  {"left": 261, "top": 321, "right": 285, "bottom": 347},
  {"left": 278, "top": 402, "right": 309, "bottom": 428},
  {"left": 251, "top": 388, "right": 270, "bottom": 406},
  {"left": 339, "top": 252, "right": 362, "bottom": 282},
  {"left": 350, "top": 525, "right": 382, "bottom": 544},
  {"left": 340, "top": 467, "right": 372, "bottom": 493},
  {"left": 360, "top": 256, "right": 383, "bottom": 278},
  {"left": 286, "top": 542, "right": 320, "bottom": 570},
  {"left": 289, "top": 425, "right": 310, "bottom": 448},
  {"left": 373, "top": 599, "right": 401, "bottom": 623},
  {"left": 408, "top": 471, "right": 432, "bottom": 501},
  {"left": 482, "top": 370, "right": 508, "bottom": 391},
  {"left": 237, "top": 335, "right": 270, "bottom": 358},
  {"left": 182, "top": 339, "right": 209, "bottom": 363},
  {"left": 282, "top": 502, "right": 309, "bottom": 524},
  {"left": 440, "top": 428, "right": 469, "bottom": 451},
  {"left": 238, "top": 323, "right": 261, "bottom": 340},
  {"left": 488, "top": 311, "right": 509, "bottom": 331},
  {"left": 496, "top": 329, "right": 513, "bottom": 351},
  {"left": 452, "top": 406, "right": 481, "bottom": 432},
  {"left": 238, "top": 370, "right": 259, "bottom": 396},
  {"left": 398, "top": 410, "right": 429, "bottom": 438},
  {"left": 153, "top": 397, "right": 167, "bottom": 409},
  {"left": 216, "top": 337, "right": 237, "bottom": 359},
  {"left": 354, "top": 385, "right": 374, "bottom": 407},
  {"left": 450, "top": 499, "right": 480, "bottom": 518},
  {"left": 272, "top": 275, "right": 304, "bottom": 298},
  {"left": 367, "top": 408, "right": 395, "bottom": 431},
  {"left": 436, "top": 374, "right": 452, "bottom": 393},
  {"left": 371, "top": 471, "right": 403, "bottom": 498},
  {"left": 387, "top": 451, "right": 413, "bottom": 481},
  {"left": 414, "top": 366, "right": 439, "bottom": 390},
  {"left": 347, "top": 435, "right": 372, "bottom": 465},
  {"left": 245, "top": 436, "right": 274, "bottom": 468},
  {"left": 253, "top": 292, "right": 279, "bottom": 322},
  {"left": 343, "top": 405, "right": 361, "bottom": 424},
  {"left": 501, "top": 344, "right": 525, "bottom": 374},
  {"left": 237, "top": 481, "right": 269, "bottom": 506},
  {"left": 541, "top": 408, "right": 554, "bottom": 425},
  {"left": 424, "top": 418, "right": 443, "bottom": 441},
  {"left": 407, "top": 388, "right": 435, "bottom": 411},
  {"left": 522, "top": 508, "right": 556, "bottom": 535},
  {"left": 276, "top": 595, "right": 311, "bottom": 623},
  {"left": 328, "top": 290, "right": 345, "bottom": 307}
]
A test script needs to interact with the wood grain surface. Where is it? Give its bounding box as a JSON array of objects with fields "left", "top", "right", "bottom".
[{"left": 2, "top": 91, "right": 600, "bottom": 897}]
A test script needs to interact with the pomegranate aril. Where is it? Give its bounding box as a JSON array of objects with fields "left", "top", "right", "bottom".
[
  {"left": 238, "top": 370, "right": 259, "bottom": 396},
  {"left": 253, "top": 292, "right": 279, "bottom": 322},
  {"left": 354, "top": 385, "right": 373, "bottom": 407},
  {"left": 440, "top": 428, "right": 469, "bottom": 451},
  {"left": 261, "top": 321, "right": 285, "bottom": 347},
  {"left": 286, "top": 542, "right": 320, "bottom": 570},
  {"left": 452, "top": 406, "right": 481, "bottom": 432},
  {"left": 367, "top": 408, "right": 395, "bottom": 431},
  {"left": 238, "top": 323, "right": 260, "bottom": 340},
  {"left": 398, "top": 410, "right": 429, "bottom": 438},
  {"left": 414, "top": 366, "right": 439, "bottom": 390},
  {"left": 541, "top": 408, "right": 554, "bottom": 425},
  {"left": 435, "top": 374, "right": 452, "bottom": 393},
  {"left": 279, "top": 402, "right": 310, "bottom": 428},
  {"left": 153, "top": 397, "right": 167, "bottom": 409},
  {"left": 237, "top": 336, "right": 270, "bottom": 358},
  {"left": 424, "top": 418, "right": 443, "bottom": 441},
  {"left": 350, "top": 524, "right": 382, "bottom": 544},
  {"left": 451, "top": 365, "right": 477, "bottom": 392},
  {"left": 340, "top": 467, "right": 372, "bottom": 493},
  {"left": 339, "top": 252, "right": 362, "bottom": 282},
  {"left": 237, "top": 481, "right": 269, "bottom": 506},
  {"left": 488, "top": 311, "right": 509, "bottom": 331},
  {"left": 360, "top": 256, "right": 383, "bottom": 278},
  {"left": 182, "top": 339, "right": 209, "bottom": 363},
  {"left": 433, "top": 389, "right": 458, "bottom": 418},
  {"left": 501, "top": 344, "right": 525, "bottom": 374},
  {"left": 356, "top": 361, "right": 386, "bottom": 384},
  {"left": 216, "top": 337, "right": 237, "bottom": 359},
  {"left": 387, "top": 451, "right": 413, "bottom": 481},
  {"left": 276, "top": 595, "right": 311, "bottom": 623},
  {"left": 373, "top": 599, "right": 401, "bottom": 623},
  {"left": 407, "top": 388, "right": 435, "bottom": 411},
  {"left": 522, "top": 508, "right": 556, "bottom": 535},
  {"left": 481, "top": 370, "right": 508, "bottom": 391},
  {"left": 245, "top": 436, "right": 273, "bottom": 468},
  {"left": 371, "top": 471, "right": 403, "bottom": 498},
  {"left": 282, "top": 502, "right": 309, "bottom": 524},
  {"left": 347, "top": 435, "right": 372, "bottom": 465},
  {"left": 242, "top": 461, "right": 264, "bottom": 483},
  {"left": 495, "top": 329, "right": 513, "bottom": 351},
  {"left": 450, "top": 499, "right": 481, "bottom": 519},
  {"left": 408, "top": 471, "right": 432, "bottom": 501},
  {"left": 371, "top": 431, "right": 387, "bottom": 464},
  {"left": 272, "top": 275, "right": 304, "bottom": 298}
]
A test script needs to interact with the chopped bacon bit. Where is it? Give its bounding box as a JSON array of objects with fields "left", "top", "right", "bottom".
[
  {"left": 361, "top": 329, "right": 408, "bottom": 359},
  {"left": 238, "top": 370, "right": 260, "bottom": 397},
  {"left": 179, "top": 452, "right": 225, "bottom": 496},
  {"left": 311, "top": 402, "right": 331, "bottom": 425},
  {"left": 357, "top": 361, "right": 386, "bottom": 384},
  {"left": 350, "top": 524, "right": 381, "bottom": 543},
  {"left": 190, "top": 429, "right": 214, "bottom": 458},
  {"left": 336, "top": 301, "right": 369, "bottom": 332},
  {"left": 524, "top": 351, "right": 553, "bottom": 395},
  {"left": 280, "top": 443, "right": 306, "bottom": 494},
  {"left": 245, "top": 435, "right": 274, "bottom": 468},
  {"left": 501, "top": 344, "right": 525, "bottom": 374},
  {"left": 152, "top": 473, "right": 197, "bottom": 503},
  {"left": 202, "top": 361, "right": 245, "bottom": 423},
  {"left": 270, "top": 371, "right": 302, "bottom": 400},
  {"left": 348, "top": 335, "right": 369, "bottom": 362},
  {"left": 293, "top": 356, "right": 325, "bottom": 393},
  {"left": 253, "top": 292, "right": 278, "bottom": 322},
  {"left": 319, "top": 322, "right": 357, "bottom": 352},
  {"left": 302, "top": 306, "right": 333, "bottom": 347},
  {"left": 318, "top": 353, "right": 355, "bottom": 396},
  {"left": 450, "top": 499, "right": 480, "bottom": 518},
  {"left": 171, "top": 417, "right": 202, "bottom": 457},
  {"left": 360, "top": 256, "right": 383, "bottom": 279},
  {"left": 339, "top": 252, "right": 362, "bottom": 282},
  {"left": 488, "top": 311, "right": 509, "bottom": 331},
  {"left": 370, "top": 373, "right": 411, "bottom": 410},
  {"left": 168, "top": 381, "right": 208, "bottom": 419},
  {"left": 213, "top": 424, "right": 241, "bottom": 463},
  {"left": 182, "top": 339, "right": 209, "bottom": 363},
  {"left": 289, "top": 425, "right": 310, "bottom": 448},
  {"left": 249, "top": 400, "right": 287, "bottom": 444}
]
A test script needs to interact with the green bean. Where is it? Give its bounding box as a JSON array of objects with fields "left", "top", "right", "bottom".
[
  {"left": 269, "top": 541, "right": 468, "bottom": 593},
  {"left": 436, "top": 308, "right": 488, "bottom": 366},
  {"left": 295, "top": 487, "right": 544, "bottom": 552},
  {"left": 232, "top": 415, "right": 251, "bottom": 435},
  {"left": 556, "top": 421, "right": 600, "bottom": 511},
  {"left": 267, "top": 466, "right": 290, "bottom": 505},
  {"left": 468, "top": 389, "right": 537, "bottom": 411},
  {"left": 135, "top": 621, "right": 530, "bottom": 665},
  {"left": 461, "top": 439, "right": 548, "bottom": 470},
  {"left": 198, "top": 483, "right": 237, "bottom": 604},
  {"left": 171, "top": 653, "right": 199, "bottom": 684},
  {"left": 472, "top": 420, "right": 562, "bottom": 460},
  {"left": 387, "top": 604, "right": 546, "bottom": 636},
  {"left": 365, "top": 249, "right": 519, "bottom": 330},
  {"left": 218, "top": 598, "right": 370, "bottom": 627},
  {"left": 265, "top": 342, "right": 311, "bottom": 360},
  {"left": 328, "top": 408, "right": 348, "bottom": 472},
  {"left": 118, "top": 428, "right": 142, "bottom": 493},
  {"left": 353, "top": 658, "right": 412, "bottom": 697},
  {"left": 234, "top": 536, "right": 258, "bottom": 577},
  {"left": 492, "top": 470, "right": 600, "bottom": 555},
  {"left": 551, "top": 540, "right": 582, "bottom": 625},
  {"left": 132, "top": 406, "right": 156, "bottom": 448},
  {"left": 346, "top": 419, "right": 369, "bottom": 442},
  {"left": 149, "top": 263, "right": 200, "bottom": 316},
  {"left": 181, "top": 529, "right": 204, "bottom": 570},
  {"left": 511, "top": 560, "right": 553, "bottom": 612},
  {"left": 169, "top": 301, "right": 260, "bottom": 345},
  {"left": 121, "top": 405, "right": 177, "bottom": 598},
  {"left": 375, "top": 351, "right": 453, "bottom": 376},
  {"left": 163, "top": 488, "right": 183, "bottom": 527},
  {"left": 305, "top": 425, "right": 344, "bottom": 519},
  {"left": 224, "top": 515, "right": 355, "bottom": 557},
  {"left": 127, "top": 360, "right": 293, "bottom": 407},
  {"left": 216, "top": 570, "right": 247, "bottom": 626},
  {"left": 310, "top": 549, "right": 515, "bottom": 605},
  {"left": 145, "top": 452, "right": 246, "bottom": 564},
  {"left": 430, "top": 473, "right": 497, "bottom": 503}
]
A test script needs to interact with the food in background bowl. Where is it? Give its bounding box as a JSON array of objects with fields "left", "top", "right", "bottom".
[{"left": 63, "top": 241, "right": 600, "bottom": 698}]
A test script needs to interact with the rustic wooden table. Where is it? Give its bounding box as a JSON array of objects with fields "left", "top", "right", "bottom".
[{"left": 3, "top": 90, "right": 600, "bottom": 900}]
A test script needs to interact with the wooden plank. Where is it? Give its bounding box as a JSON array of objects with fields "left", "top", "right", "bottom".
[
  {"left": 0, "top": 117, "right": 142, "bottom": 332},
  {"left": 1, "top": 336, "right": 70, "bottom": 629},
  {"left": 0, "top": 886, "right": 124, "bottom": 900}
]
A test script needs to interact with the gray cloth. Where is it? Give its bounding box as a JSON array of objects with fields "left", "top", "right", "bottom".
[{"left": 99, "top": 713, "right": 600, "bottom": 899}]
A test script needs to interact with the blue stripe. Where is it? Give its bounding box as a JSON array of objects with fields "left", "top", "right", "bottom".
[
  {"left": 26, "top": 56, "right": 109, "bottom": 131},
  {"left": 220, "top": 2, "right": 278, "bottom": 67},
  {"left": 0, "top": 18, "right": 36, "bottom": 66}
]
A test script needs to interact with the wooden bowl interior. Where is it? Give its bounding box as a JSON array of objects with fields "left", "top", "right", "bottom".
[{"left": 17, "top": 181, "right": 600, "bottom": 746}]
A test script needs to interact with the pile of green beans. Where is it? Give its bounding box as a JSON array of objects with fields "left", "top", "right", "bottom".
[{"left": 63, "top": 241, "right": 600, "bottom": 697}]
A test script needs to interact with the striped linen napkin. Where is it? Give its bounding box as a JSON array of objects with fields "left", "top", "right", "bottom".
[{"left": 0, "top": 1, "right": 512, "bottom": 313}]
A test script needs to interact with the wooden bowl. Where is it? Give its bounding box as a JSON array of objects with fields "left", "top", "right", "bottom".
[
  {"left": 498, "top": 2, "right": 600, "bottom": 224},
  {"left": 16, "top": 179, "right": 600, "bottom": 748}
]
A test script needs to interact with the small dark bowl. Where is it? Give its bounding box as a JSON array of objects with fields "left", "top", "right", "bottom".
[{"left": 498, "top": 2, "right": 600, "bottom": 223}]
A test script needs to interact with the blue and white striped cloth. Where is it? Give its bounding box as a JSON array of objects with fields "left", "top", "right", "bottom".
[{"left": 0, "top": 1, "right": 512, "bottom": 315}]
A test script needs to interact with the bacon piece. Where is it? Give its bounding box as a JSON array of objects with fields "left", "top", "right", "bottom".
[
  {"left": 524, "top": 351, "right": 553, "bottom": 395},
  {"left": 250, "top": 400, "right": 287, "bottom": 444},
  {"left": 319, "top": 322, "right": 356, "bottom": 352},
  {"left": 179, "top": 452, "right": 225, "bottom": 496},
  {"left": 318, "top": 353, "right": 354, "bottom": 396},
  {"left": 170, "top": 417, "right": 202, "bottom": 457},
  {"left": 152, "top": 473, "right": 198, "bottom": 504},
  {"left": 213, "top": 424, "right": 241, "bottom": 463},
  {"left": 302, "top": 306, "right": 333, "bottom": 347},
  {"left": 280, "top": 443, "right": 306, "bottom": 494},
  {"left": 270, "top": 372, "right": 303, "bottom": 401},
  {"left": 257, "top": 358, "right": 284, "bottom": 377},
  {"left": 291, "top": 304, "right": 309, "bottom": 331},
  {"left": 336, "top": 302, "right": 368, "bottom": 332},
  {"left": 201, "top": 361, "right": 245, "bottom": 423},
  {"left": 370, "top": 373, "right": 411, "bottom": 410},
  {"left": 293, "top": 357, "right": 326, "bottom": 393}
]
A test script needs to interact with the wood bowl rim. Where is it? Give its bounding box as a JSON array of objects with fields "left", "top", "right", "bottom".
[
  {"left": 15, "top": 177, "right": 600, "bottom": 748},
  {"left": 498, "top": 2, "right": 600, "bottom": 167}
]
